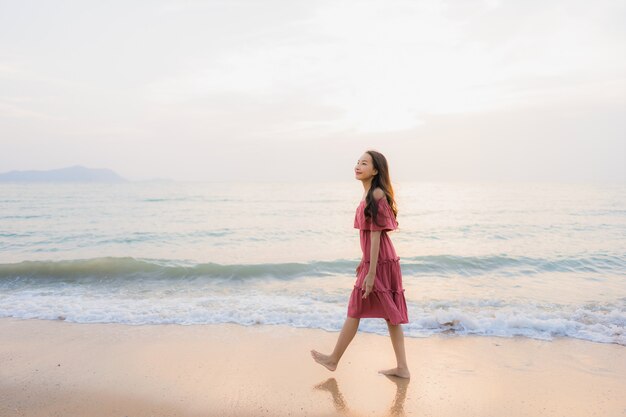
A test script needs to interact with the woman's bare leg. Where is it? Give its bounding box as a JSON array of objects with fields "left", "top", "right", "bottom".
[
  {"left": 379, "top": 319, "right": 411, "bottom": 378},
  {"left": 311, "top": 316, "right": 360, "bottom": 371}
]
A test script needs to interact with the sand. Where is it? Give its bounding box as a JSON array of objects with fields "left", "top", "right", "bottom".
[{"left": 0, "top": 317, "right": 624, "bottom": 417}]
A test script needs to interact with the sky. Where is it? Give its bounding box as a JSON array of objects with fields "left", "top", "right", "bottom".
[{"left": 0, "top": 0, "right": 624, "bottom": 182}]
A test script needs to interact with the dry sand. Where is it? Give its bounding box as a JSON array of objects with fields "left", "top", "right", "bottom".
[{"left": 0, "top": 317, "right": 624, "bottom": 417}]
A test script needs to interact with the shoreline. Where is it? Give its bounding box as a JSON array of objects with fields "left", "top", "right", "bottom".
[{"left": 1, "top": 317, "right": 624, "bottom": 416}]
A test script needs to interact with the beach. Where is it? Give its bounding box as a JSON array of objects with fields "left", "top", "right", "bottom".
[
  {"left": 1, "top": 317, "right": 624, "bottom": 417},
  {"left": 2, "top": 0, "right": 625, "bottom": 413}
]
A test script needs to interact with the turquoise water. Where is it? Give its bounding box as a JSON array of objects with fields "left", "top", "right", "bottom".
[{"left": 1, "top": 181, "right": 624, "bottom": 344}]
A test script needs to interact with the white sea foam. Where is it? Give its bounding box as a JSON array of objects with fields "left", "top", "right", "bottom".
[{"left": 1, "top": 273, "right": 624, "bottom": 345}]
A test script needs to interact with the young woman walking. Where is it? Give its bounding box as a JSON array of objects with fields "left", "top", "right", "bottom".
[{"left": 311, "top": 150, "right": 410, "bottom": 379}]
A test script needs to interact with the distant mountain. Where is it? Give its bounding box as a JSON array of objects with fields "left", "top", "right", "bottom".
[{"left": 0, "top": 165, "right": 128, "bottom": 183}]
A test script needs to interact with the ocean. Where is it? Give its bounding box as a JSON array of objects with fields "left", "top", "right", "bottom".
[{"left": 1, "top": 180, "right": 624, "bottom": 345}]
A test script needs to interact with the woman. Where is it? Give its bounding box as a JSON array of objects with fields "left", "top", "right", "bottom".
[{"left": 311, "top": 150, "right": 410, "bottom": 379}]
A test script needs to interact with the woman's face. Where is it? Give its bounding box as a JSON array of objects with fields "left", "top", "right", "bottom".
[{"left": 355, "top": 153, "right": 378, "bottom": 180}]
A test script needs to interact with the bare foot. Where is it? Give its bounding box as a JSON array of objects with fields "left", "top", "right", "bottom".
[
  {"left": 310, "top": 350, "right": 338, "bottom": 371},
  {"left": 378, "top": 367, "right": 411, "bottom": 379}
]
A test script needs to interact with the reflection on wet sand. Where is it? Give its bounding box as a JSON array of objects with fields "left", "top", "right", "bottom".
[{"left": 313, "top": 375, "right": 410, "bottom": 416}]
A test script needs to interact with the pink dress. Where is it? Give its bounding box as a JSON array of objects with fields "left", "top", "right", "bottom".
[{"left": 347, "top": 196, "right": 409, "bottom": 325}]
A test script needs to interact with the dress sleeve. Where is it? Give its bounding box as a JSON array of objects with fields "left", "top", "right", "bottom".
[{"left": 366, "top": 197, "right": 398, "bottom": 232}]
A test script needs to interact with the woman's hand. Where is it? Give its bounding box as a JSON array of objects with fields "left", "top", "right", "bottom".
[{"left": 362, "top": 272, "right": 375, "bottom": 299}]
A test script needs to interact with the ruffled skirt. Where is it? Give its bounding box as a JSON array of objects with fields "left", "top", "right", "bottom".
[{"left": 347, "top": 256, "right": 409, "bottom": 325}]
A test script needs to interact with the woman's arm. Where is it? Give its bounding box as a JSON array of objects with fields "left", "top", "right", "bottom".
[
  {"left": 362, "top": 187, "right": 386, "bottom": 299},
  {"left": 362, "top": 230, "right": 381, "bottom": 299},
  {"left": 369, "top": 231, "right": 381, "bottom": 271}
]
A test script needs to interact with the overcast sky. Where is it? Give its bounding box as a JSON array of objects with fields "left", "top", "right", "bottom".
[{"left": 1, "top": 0, "right": 624, "bottom": 182}]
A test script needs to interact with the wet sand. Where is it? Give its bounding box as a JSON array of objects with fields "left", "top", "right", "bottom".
[{"left": 0, "top": 317, "right": 624, "bottom": 417}]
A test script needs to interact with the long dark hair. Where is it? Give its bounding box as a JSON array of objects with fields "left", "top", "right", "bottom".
[{"left": 363, "top": 150, "right": 399, "bottom": 228}]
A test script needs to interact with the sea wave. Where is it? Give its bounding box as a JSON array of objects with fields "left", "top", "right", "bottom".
[
  {"left": 0, "top": 253, "right": 624, "bottom": 282},
  {"left": 1, "top": 293, "right": 623, "bottom": 346}
]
